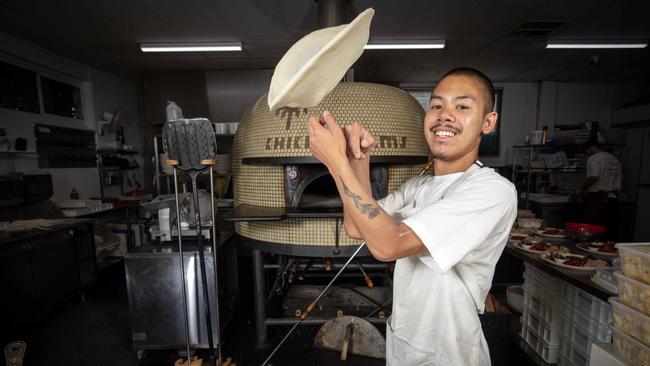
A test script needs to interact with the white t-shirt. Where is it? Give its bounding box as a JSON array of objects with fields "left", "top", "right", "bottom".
[
  {"left": 379, "top": 167, "right": 517, "bottom": 365},
  {"left": 586, "top": 151, "right": 621, "bottom": 193}
]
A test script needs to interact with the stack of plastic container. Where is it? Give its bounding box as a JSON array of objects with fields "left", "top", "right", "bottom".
[
  {"left": 520, "top": 263, "right": 565, "bottom": 363},
  {"left": 611, "top": 243, "right": 650, "bottom": 366},
  {"left": 559, "top": 283, "right": 612, "bottom": 366}
]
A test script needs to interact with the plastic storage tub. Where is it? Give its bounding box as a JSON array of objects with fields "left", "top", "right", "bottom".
[
  {"left": 591, "top": 267, "right": 619, "bottom": 295},
  {"left": 609, "top": 297, "right": 650, "bottom": 346},
  {"left": 611, "top": 326, "right": 650, "bottom": 366},
  {"left": 617, "top": 243, "right": 650, "bottom": 284},
  {"left": 522, "top": 304, "right": 562, "bottom": 345},
  {"left": 563, "top": 284, "right": 612, "bottom": 327},
  {"left": 520, "top": 323, "right": 561, "bottom": 363},
  {"left": 560, "top": 309, "right": 612, "bottom": 358},
  {"left": 614, "top": 271, "right": 650, "bottom": 316}
]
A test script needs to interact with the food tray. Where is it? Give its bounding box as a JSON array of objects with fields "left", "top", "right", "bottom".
[
  {"left": 612, "top": 326, "right": 650, "bottom": 366},
  {"left": 506, "top": 285, "right": 524, "bottom": 313},
  {"left": 609, "top": 297, "right": 650, "bottom": 347},
  {"left": 563, "top": 283, "right": 612, "bottom": 326},
  {"left": 616, "top": 243, "right": 650, "bottom": 285},
  {"left": 517, "top": 217, "right": 544, "bottom": 229},
  {"left": 561, "top": 313, "right": 611, "bottom": 360},
  {"left": 576, "top": 242, "right": 618, "bottom": 258},
  {"left": 558, "top": 339, "right": 589, "bottom": 366},
  {"left": 541, "top": 252, "right": 600, "bottom": 273},
  {"left": 521, "top": 304, "right": 562, "bottom": 345},
  {"left": 524, "top": 263, "right": 565, "bottom": 293},
  {"left": 591, "top": 267, "right": 619, "bottom": 295},
  {"left": 614, "top": 271, "right": 650, "bottom": 316},
  {"left": 561, "top": 302, "right": 612, "bottom": 346},
  {"left": 523, "top": 278, "right": 563, "bottom": 330},
  {"left": 520, "top": 323, "right": 561, "bottom": 363}
]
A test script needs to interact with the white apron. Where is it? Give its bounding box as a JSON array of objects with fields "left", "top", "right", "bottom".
[{"left": 384, "top": 162, "right": 492, "bottom": 366}]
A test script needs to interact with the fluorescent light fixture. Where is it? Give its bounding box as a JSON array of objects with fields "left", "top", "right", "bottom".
[
  {"left": 546, "top": 41, "right": 647, "bottom": 49},
  {"left": 140, "top": 42, "right": 242, "bottom": 52},
  {"left": 364, "top": 41, "right": 445, "bottom": 50}
]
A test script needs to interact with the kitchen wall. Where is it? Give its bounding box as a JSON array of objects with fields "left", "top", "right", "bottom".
[
  {"left": 140, "top": 70, "right": 211, "bottom": 192},
  {"left": 140, "top": 69, "right": 274, "bottom": 192},
  {"left": 205, "top": 69, "right": 273, "bottom": 122},
  {"left": 481, "top": 82, "right": 539, "bottom": 167},
  {"left": 482, "top": 81, "right": 650, "bottom": 167},
  {"left": 0, "top": 32, "right": 142, "bottom": 201},
  {"left": 141, "top": 71, "right": 649, "bottom": 172}
]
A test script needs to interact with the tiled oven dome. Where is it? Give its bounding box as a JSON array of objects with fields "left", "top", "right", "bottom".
[{"left": 232, "top": 82, "right": 430, "bottom": 249}]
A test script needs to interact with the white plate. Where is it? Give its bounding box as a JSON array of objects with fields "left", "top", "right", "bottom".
[
  {"left": 536, "top": 229, "right": 569, "bottom": 239},
  {"left": 513, "top": 241, "right": 553, "bottom": 254},
  {"left": 576, "top": 243, "right": 618, "bottom": 257},
  {"left": 541, "top": 252, "right": 599, "bottom": 272},
  {"left": 508, "top": 233, "right": 529, "bottom": 243}
]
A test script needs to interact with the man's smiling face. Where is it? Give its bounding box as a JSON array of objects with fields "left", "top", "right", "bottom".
[{"left": 424, "top": 74, "right": 494, "bottom": 163}]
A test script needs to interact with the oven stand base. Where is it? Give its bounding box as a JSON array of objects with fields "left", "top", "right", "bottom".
[{"left": 250, "top": 249, "right": 392, "bottom": 349}]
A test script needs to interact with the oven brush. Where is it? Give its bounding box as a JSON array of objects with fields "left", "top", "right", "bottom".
[{"left": 260, "top": 158, "right": 433, "bottom": 366}]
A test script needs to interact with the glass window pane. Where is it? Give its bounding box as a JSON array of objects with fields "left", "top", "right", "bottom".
[
  {"left": 0, "top": 60, "right": 39, "bottom": 113},
  {"left": 40, "top": 76, "right": 83, "bottom": 119}
]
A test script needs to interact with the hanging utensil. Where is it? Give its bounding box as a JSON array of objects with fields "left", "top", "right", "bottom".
[{"left": 164, "top": 118, "right": 222, "bottom": 366}]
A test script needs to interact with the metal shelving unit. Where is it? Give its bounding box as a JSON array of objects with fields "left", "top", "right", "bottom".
[
  {"left": 511, "top": 144, "right": 583, "bottom": 209},
  {"left": 97, "top": 148, "right": 140, "bottom": 199}
]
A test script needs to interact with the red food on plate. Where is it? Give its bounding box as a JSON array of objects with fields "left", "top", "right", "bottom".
[
  {"left": 544, "top": 228, "right": 560, "bottom": 235},
  {"left": 585, "top": 259, "right": 608, "bottom": 267},
  {"left": 510, "top": 235, "right": 526, "bottom": 241},
  {"left": 523, "top": 236, "right": 543, "bottom": 244},
  {"left": 596, "top": 242, "right": 617, "bottom": 253},
  {"left": 564, "top": 256, "right": 588, "bottom": 267},
  {"left": 530, "top": 243, "right": 551, "bottom": 251}
]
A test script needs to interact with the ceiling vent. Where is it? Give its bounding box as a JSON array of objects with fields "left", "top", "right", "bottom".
[{"left": 509, "top": 21, "right": 567, "bottom": 37}]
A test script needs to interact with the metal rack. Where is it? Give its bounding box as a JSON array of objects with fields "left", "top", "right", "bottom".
[
  {"left": 97, "top": 148, "right": 139, "bottom": 199},
  {"left": 511, "top": 144, "right": 587, "bottom": 209}
]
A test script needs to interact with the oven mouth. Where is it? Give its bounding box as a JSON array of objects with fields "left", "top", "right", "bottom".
[
  {"left": 285, "top": 164, "right": 388, "bottom": 209},
  {"left": 297, "top": 174, "right": 341, "bottom": 208}
]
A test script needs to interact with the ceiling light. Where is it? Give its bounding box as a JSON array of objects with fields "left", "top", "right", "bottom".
[
  {"left": 364, "top": 41, "right": 445, "bottom": 50},
  {"left": 140, "top": 42, "right": 242, "bottom": 52},
  {"left": 546, "top": 41, "right": 647, "bottom": 49}
]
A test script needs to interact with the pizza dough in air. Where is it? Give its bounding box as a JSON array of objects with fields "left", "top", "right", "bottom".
[{"left": 267, "top": 8, "right": 374, "bottom": 112}]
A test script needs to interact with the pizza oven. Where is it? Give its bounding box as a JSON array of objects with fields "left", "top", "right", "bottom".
[{"left": 230, "top": 82, "right": 430, "bottom": 255}]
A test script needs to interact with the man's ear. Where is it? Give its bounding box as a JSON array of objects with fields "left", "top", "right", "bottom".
[{"left": 482, "top": 112, "right": 498, "bottom": 135}]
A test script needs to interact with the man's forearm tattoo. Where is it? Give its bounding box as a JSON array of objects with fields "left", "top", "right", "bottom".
[{"left": 340, "top": 175, "right": 380, "bottom": 219}]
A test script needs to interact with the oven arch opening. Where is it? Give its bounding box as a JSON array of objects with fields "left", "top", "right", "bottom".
[{"left": 297, "top": 173, "right": 342, "bottom": 208}]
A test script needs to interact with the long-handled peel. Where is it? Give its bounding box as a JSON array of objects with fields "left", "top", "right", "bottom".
[{"left": 260, "top": 159, "right": 433, "bottom": 366}]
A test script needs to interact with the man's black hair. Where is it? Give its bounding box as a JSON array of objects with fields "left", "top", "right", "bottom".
[{"left": 439, "top": 67, "right": 495, "bottom": 115}]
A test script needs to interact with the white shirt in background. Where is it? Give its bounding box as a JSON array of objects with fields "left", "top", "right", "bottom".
[
  {"left": 586, "top": 151, "right": 622, "bottom": 193},
  {"left": 379, "top": 167, "right": 517, "bottom": 366}
]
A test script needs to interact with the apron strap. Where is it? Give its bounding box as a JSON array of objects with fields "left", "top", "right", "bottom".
[{"left": 439, "top": 160, "right": 486, "bottom": 200}]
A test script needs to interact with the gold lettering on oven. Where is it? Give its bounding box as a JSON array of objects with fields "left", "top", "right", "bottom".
[
  {"left": 379, "top": 136, "right": 407, "bottom": 149},
  {"left": 275, "top": 107, "right": 309, "bottom": 130},
  {"left": 265, "top": 135, "right": 405, "bottom": 151},
  {"left": 265, "top": 135, "right": 310, "bottom": 150}
]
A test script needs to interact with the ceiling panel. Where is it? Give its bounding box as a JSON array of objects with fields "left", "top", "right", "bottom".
[{"left": 0, "top": 0, "right": 648, "bottom": 82}]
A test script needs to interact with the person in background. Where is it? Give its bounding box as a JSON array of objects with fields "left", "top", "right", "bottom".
[
  {"left": 578, "top": 139, "right": 622, "bottom": 239},
  {"left": 307, "top": 67, "right": 517, "bottom": 365}
]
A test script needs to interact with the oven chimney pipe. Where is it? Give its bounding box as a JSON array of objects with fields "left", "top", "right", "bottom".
[
  {"left": 317, "top": 0, "right": 355, "bottom": 81},
  {"left": 317, "top": 0, "right": 348, "bottom": 27}
]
